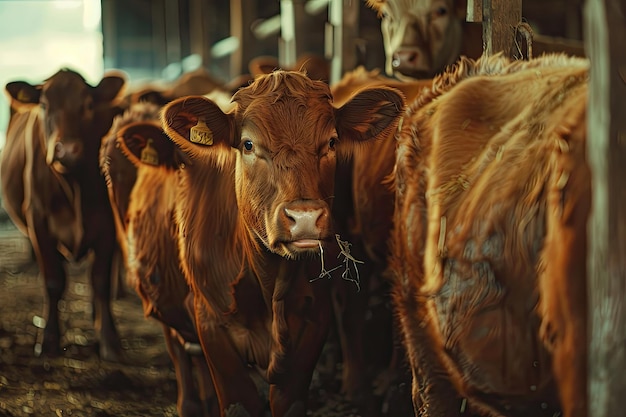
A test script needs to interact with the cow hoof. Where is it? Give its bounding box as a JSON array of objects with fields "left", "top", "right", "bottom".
[
  {"left": 284, "top": 401, "right": 306, "bottom": 417},
  {"left": 224, "top": 403, "right": 251, "bottom": 417}
]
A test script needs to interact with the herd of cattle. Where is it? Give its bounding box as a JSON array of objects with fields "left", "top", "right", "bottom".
[{"left": 0, "top": 1, "right": 592, "bottom": 417}]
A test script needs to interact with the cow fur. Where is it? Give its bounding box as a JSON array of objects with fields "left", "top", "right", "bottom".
[{"left": 390, "top": 53, "right": 589, "bottom": 417}]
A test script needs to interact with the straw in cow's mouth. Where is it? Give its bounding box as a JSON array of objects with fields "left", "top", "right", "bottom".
[{"left": 310, "top": 234, "right": 363, "bottom": 291}]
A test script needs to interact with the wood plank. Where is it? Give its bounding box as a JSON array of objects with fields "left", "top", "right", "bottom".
[
  {"left": 467, "top": 0, "right": 483, "bottom": 22},
  {"left": 585, "top": 0, "right": 626, "bottom": 415},
  {"left": 482, "top": 0, "right": 522, "bottom": 56},
  {"left": 230, "top": 0, "right": 257, "bottom": 79}
]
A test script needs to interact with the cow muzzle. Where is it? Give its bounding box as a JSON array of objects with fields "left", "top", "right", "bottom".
[
  {"left": 47, "top": 138, "right": 84, "bottom": 172},
  {"left": 275, "top": 200, "right": 332, "bottom": 254},
  {"left": 392, "top": 47, "right": 433, "bottom": 79}
]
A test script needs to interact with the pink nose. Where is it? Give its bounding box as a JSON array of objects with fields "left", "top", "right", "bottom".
[
  {"left": 392, "top": 49, "right": 420, "bottom": 71},
  {"left": 280, "top": 199, "right": 331, "bottom": 240},
  {"left": 54, "top": 140, "right": 83, "bottom": 166},
  {"left": 285, "top": 207, "right": 324, "bottom": 237}
]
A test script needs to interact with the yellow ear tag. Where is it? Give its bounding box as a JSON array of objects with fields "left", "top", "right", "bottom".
[
  {"left": 17, "top": 89, "right": 30, "bottom": 103},
  {"left": 140, "top": 138, "right": 159, "bottom": 166},
  {"left": 190, "top": 120, "right": 214, "bottom": 145}
]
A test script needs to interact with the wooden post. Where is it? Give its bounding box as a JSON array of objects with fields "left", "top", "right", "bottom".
[
  {"left": 477, "top": 0, "right": 522, "bottom": 56},
  {"left": 585, "top": 0, "right": 626, "bottom": 416},
  {"left": 230, "top": 0, "right": 257, "bottom": 80},
  {"left": 188, "top": 0, "right": 211, "bottom": 69},
  {"left": 466, "top": 0, "right": 483, "bottom": 22},
  {"left": 326, "top": 0, "right": 359, "bottom": 84},
  {"left": 279, "top": 0, "right": 299, "bottom": 69}
]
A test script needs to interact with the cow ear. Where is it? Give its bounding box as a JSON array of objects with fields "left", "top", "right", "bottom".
[
  {"left": 117, "top": 122, "right": 179, "bottom": 169},
  {"left": 161, "top": 95, "right": 235, "bottom": 156},
  {"left": 94, "top": 72, "right": 127, "bottom": 103},
  {"left": 249, "top": 56, "right": 280, "bottom": 77},
  {"left": 6, "top": 81, "right": 41, "bottom": 105},
  {"left": 335, "top": 86, "right": 405, "bottom": 144}
]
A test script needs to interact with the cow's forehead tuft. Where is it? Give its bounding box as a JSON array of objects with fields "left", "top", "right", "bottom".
[{"left": 233, "top": 70, "right": 331, "bottom": 110}]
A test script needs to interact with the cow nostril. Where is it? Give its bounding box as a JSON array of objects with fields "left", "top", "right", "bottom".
[
  {"left": 393, "top": 51, "right": 419, "bottom": 68},
  {"left": 54, "top": 142, "right": 66, "bottom": 158}
]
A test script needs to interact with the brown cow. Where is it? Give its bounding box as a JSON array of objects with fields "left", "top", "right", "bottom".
[
  {"left": 100, "top": 106, "right": 216, "bottom": 417},
  {"left": 154, "top": 70, "right": 404, "bottom": 417},
  {"left": 366, "top": 0, "right": 482, "bottom": 80},
  {"left": 0, "top": 68, "right": 126, "bottom": 360},
  {"left": 390, "top": 53, "right": 589, "bottom": 416}
]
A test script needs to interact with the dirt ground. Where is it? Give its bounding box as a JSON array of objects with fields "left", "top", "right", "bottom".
[{"left": 0, "top": 219, "right": 405, "bottom": 417}]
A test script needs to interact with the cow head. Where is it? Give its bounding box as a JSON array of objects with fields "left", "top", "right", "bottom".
[
  {"left": 162, "top": 70, "right": 404, "bottom": 259},
  {"left": 367, "top": 0, "right": 467, "bottom": 79},
  {"left": 6, "top": 68, "right": 126, "bottom": 173}
]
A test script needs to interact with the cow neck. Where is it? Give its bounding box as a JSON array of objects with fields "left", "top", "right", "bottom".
[
  {"left": 178, "top": 152, "right": 250, "bottom": 315},
  {"left": 244, "top": 244, "right": 300, "bottom": 311},
  {"left": 24, "top": 108, "right": 84, "bottom": 256}
]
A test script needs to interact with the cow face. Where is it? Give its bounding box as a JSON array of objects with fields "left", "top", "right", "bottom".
[
  {"left": 162, "top": 70, "right": 404, "bottom": 259},
  {"left": 367, "top": 0, "right": 466, "bottom": 79},
  {"left": 6, "top": 69, "right": 126, "bottom": 173}
]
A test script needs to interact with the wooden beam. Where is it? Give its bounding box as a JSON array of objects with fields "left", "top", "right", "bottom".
[
  {"left": 188, "top": 0, "right": 210, "bottom": 68},
  {"left": 585, "top": 0, "right": 626, "bottom": 415},
  {"left": 466, "top": 0, "right": 483, "bottom": 22},
  {"left": 230, "top": 0, "right": 257, "bottom": 79},
  {"left": 481, "top": 0, "right": 522, "bottom": 56},
  {"left": 327, "top": 0, "right": 359, "bottom": 84}
]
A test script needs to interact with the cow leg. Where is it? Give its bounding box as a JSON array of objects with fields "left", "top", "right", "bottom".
[
  {"left": 90, "top": 237, "right": 122, "bottom": 362},
  {"left": 393, "top": 283, "right": 466, "bottom": 417},
  {"left": 269, "top": 298, "right": 332, "bottom": 417},
  {"left": 331, "top": 279, "right": 367, "bottom": 399},
  {"left": 29, "top": 224, "right": 66, "bottom": 357},
  {"left": 111, "top": 243, "right": 127, "bottom": 300},
  {"left": 191, "top": 352, "right": 219, "bottom": 417},
  {"left": 194, "top": 301, "right": 263, "bottom": 417},
  {"left": 162, "top": 326, "right": 204, "bottom": 417}
]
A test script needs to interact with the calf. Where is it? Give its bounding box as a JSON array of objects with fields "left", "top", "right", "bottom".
[
  {"left": 390, "top": 53, "right": 589, "bottom": 417},
  {"left": 0, "top": 68, "right": 126, "bottom": 360},
  {"left": 151, "top": 70, "right": 404, "bottom": 416}
]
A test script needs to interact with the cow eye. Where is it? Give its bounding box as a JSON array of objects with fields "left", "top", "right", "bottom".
[
  {"left": 329, "top": 138, "right": 336, "bottom": 149},
  {"left": 243, "top": 139, "right": 254, "bottom": 152},
  {"left": 39, "top": 102, "right": 47, "bottom": 112},
  {"left": 434, "top": 6, "right": 448, "bottom": 17}
]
